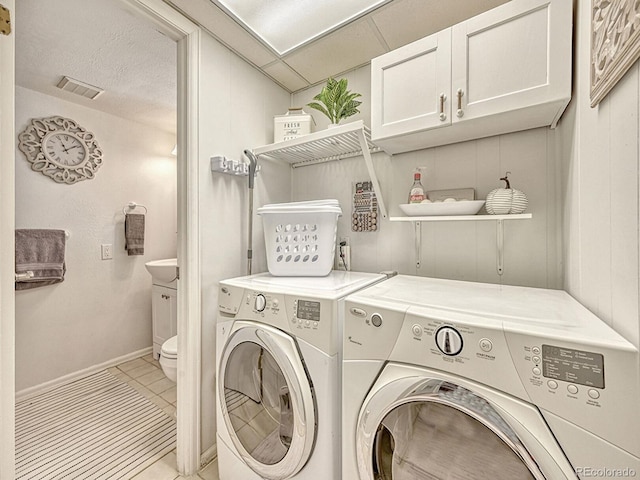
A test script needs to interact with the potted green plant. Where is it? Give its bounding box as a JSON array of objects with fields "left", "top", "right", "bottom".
[{"left": 306, "top": 77, "right": 362, "bottom": 126}]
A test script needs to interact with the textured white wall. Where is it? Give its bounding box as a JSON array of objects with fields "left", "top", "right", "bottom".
[
  {"left": 198, "top": 32, "right": 292, "bottom": 451},
  {"left": 560, "top": 2, "right": 640, "bottom": 350},
  {"left": 292, "top": 68, "right": 562, "bottom": 289},
  {"left": 15, "top": 86, "right": 177, "bottom": 391}
]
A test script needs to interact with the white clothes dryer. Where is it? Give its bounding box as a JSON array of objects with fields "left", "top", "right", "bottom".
[
  {"left": 217, "top": 271, "right": 386, "bottom": 480},
  {"left": 342, "top": 275, "right": 640, "bottom": 480}
]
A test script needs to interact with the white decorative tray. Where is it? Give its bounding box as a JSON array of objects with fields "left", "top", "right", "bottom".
[{"left": 399, "top": 200, "right": 486, "bottom": 217}]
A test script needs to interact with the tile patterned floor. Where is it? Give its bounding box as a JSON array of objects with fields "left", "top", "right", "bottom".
[{"left": 108, "top": 354, "right": 219, "bottom": 480}]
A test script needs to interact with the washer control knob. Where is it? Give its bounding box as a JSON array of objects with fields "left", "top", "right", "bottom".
[
  {"left": 371, "top": 314, "right": 383, "bottom": 328},
  {"left": 412, "top": 324, "right": 423, "bottom": 337},
  {"left": 588, "top": 389, "right": 600, "bottom": 399},
  {"left": 547, "top": 380, "right": 558, "bottom": 390},
  {"left": 255, "top": 294, "right": 266, "bottom": 312},
  {"left": 435, "top": 326, "right": 463, "bottom": 356},
  {"left": 567, "top": 384, "right": 579, "bottom": 395},
  {"left": 532, "top": 367, "right": 541, "bottom": 376}
]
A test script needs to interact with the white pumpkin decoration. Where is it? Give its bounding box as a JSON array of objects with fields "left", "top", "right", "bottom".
[{"left": 485, "top": 172, "right": 528, "bottom": 214}]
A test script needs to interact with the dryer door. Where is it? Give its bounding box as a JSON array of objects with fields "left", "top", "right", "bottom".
[
  {"left": 219, "top": 321, "right": 316, "bottom": 480},
  {"left": 356, "top": 365, "right": 577, "bottom": 480}
]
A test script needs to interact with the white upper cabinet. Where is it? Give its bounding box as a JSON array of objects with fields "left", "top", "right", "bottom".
[
  {"left": 371, "top": 0, "right": 572, "bottom": 154},
  {"left": 371, "top": 29, "right": 452, "bottom": 139}
]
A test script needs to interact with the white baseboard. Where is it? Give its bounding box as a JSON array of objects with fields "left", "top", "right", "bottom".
[
  {"left": 16, "top": 346, "right": 153, "bottom": 401},
  {"left": 200, "top": 443, "right": 217, "bottom": 468}
]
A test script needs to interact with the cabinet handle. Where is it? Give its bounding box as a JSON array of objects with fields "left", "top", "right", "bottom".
[
  {"left": 456, "top": 88, "right": 464, "bottom": 117},
  {"left": 439, "top": 93, "right": 447, "bottom": 121}
]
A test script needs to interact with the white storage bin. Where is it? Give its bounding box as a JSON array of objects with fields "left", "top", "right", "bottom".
[
  {"left": 273, "top": 108, "right": 314, "bottom": 143},
  {"left": 257, "top": 200, "right": 342, "bottom": 277}
]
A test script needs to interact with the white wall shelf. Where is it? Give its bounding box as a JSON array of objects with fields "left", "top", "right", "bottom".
[
  {"left": 251, "top": 120, "right": 388, "bottom": 218},
  {"left": 390, "top": 213, "right": 532, "bottom": 222},
  {"left": 391, "top": 213, "right": 532, "bottom": 274}
]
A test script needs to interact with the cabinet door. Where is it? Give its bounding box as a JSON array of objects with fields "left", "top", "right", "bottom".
[
  {"left": 451, "top": 0, "right": 571, "bottom": 123},
  {"left": 152, "top": 285, "right": 177, "bottom": 347},
  {"left": 371, "top": 29, "right": 451, "bottom": 140}
]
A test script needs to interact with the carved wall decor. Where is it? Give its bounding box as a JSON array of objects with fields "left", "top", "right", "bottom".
[
  {"left": 18, "top": 116, "right": 103, "bottom": 184},
  {"left": 591, "top": 0, "right": 640, "bottom": 107}
]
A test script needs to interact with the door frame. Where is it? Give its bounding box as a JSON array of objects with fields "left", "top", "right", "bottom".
[
  {"left": 1, "top": 0, "right": 203, "bottom": 476},
  {"left": 0, "top": 1, "right": 16, "bottom": 478},
  {"left": 119, "top": 0, "right": 202, "bottom": 474}
]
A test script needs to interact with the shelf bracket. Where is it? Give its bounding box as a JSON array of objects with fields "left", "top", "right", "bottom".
[
  {"left": 496, "top": 219, "right": 504, "bottom": 276},
  {"left": 355, "top": 128, "right": 387, "bottom": 219},
  {"left": 415, "top": 221, "right": 421, "bottom": 269},
  {"left": 390, "top": 214, "right": 532, "bottom": 276}
]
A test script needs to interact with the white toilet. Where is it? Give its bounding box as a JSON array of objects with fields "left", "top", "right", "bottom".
[{"left": 159, "top": 335, "right": 178, "bottom": 382}]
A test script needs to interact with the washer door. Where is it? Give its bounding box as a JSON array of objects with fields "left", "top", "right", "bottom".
[
  {"left": 218, "top": 321, "right": 316, "bottom": 480},
  {"left": 357, "top": 367, "right": 575, "bottom": 480}
]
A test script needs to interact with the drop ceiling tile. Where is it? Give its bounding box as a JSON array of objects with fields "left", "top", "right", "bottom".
[
  {"left": 213, "top": 0, "right": 390, "bottom": 55},
  {"left": 283, "top": 20, "right": 386, "bottom": 84},
  {"left": 262, "top": 62, "right": 310, "bottom": 92},
  {"left": 372, "top": 0, "right": 510, "bottom": 50},
  {"left": 166, "top": 0, "right": 278, "bottom": 67}
]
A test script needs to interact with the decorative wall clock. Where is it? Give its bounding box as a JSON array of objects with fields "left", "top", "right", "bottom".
[{"left": 18, "top": 116, "right": 103, "bottom": 184}]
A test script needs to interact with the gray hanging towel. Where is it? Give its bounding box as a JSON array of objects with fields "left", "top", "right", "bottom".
[
  {"left": 15, "top": 229, "right": 66, "bottom": 290},
  {"left": 125, "top": 213, "right": 145, "bottom": 256}
]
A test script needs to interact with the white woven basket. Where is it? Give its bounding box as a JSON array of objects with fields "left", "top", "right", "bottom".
[{"left": 257, "top": 200, "right": 341, "bottom": 277}]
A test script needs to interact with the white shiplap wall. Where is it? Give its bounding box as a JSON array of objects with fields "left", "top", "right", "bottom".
[
  {"left": 292, "top": 68, "right": 562, "bottom": 289},
  {"left": 561, "top": 1, "right": 640, "bottom": 349}
]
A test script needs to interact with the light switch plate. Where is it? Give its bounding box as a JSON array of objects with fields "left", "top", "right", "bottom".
[{"left": 101, "top": 244, "right": 113, "bottom": 260}]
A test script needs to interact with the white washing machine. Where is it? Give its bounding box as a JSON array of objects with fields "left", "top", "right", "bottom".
[
  {"left": 343, "top": 275, "right": 640, "bottom": 480},
  {"left": 217, "top": 271, "right": 387, "bottom": 480}
]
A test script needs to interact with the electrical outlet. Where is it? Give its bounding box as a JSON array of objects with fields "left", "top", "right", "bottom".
[
  {"left": 101, "top": 244, "right": 113, "bottom": 260},
  {"left": 336, "top": 237, "right": 351, "bottom": 271},
  {"left": 336, "top": 244, "right": 351, "bottom": 271}
]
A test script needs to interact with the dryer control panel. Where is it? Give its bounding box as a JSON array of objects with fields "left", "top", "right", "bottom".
[
  {"left": 507, "top": 331, "right": 640, "bottom": 460},
  {"left": 541, "top": 344, "right": 604, "bottom": 389},
  {"left": 218, "top": 284, "right": 339, "bottom": 356}
]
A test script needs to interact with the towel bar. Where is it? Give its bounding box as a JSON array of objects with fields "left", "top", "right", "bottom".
[
  {"left": 122, "top": 202, "right": 148, "bottom": 215},
  {"left": 15, "top": 271, "right": 34, "bottom": 282}
]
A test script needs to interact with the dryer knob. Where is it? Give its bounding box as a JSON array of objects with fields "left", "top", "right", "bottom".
[
  {"left": 255, "top": 294, "right": 267, "bottom": 312},
  {"left": 435, "top": 326, "right": 463, "bottom": 356}
]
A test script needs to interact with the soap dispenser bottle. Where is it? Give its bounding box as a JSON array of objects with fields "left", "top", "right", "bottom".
[{"left": 408, "top": 170, "right": 426, "bottom": 203}]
